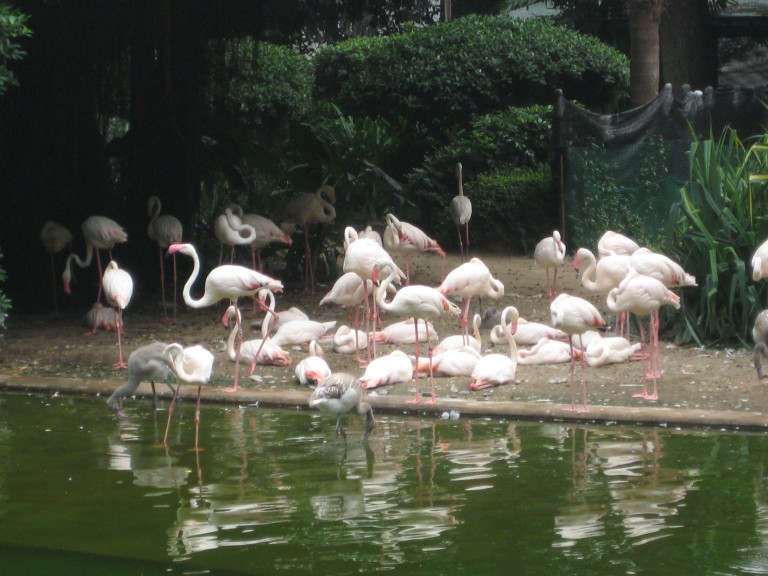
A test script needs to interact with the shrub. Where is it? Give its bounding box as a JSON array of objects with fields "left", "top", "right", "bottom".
[{"left": 0, "top": 248, "right": 10, "bottom": 328}]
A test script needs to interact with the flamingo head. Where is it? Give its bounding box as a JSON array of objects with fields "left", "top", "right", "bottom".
[
  {"left": 167, "top": 243, "right": 190, "bottom": 256},
  {"left": 469, "top": 378, "right": 497, "bottom": 392}
]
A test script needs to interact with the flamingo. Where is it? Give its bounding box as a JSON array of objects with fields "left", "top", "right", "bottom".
[
  {"left": 753, "top": 309, "right": 768, "bottom": 379},
  {"left": 240, "top": 212, "right": 292, "bottom": 271},
  {"left": 550, "top": 293, "right": 606, "bottom": 412},
  {"left": 40, "top": 220, "right": 72, "bottom": 315},
  {"left": 309, "top": 372, "right": 375, "bottom": 442},
  {"left": 161, "top": 343, "right": 215, "bottom": 450},
  {"left": 433, "top": 313, "right": 482, "bottom": 355},
  {"left": 606, "top": 269, "right": 681, "bottom": 401},
  {"left": 106, "top": 341, "right": 177, "bottom": 418},
  {"left": 343, "top": 226, "right": 404, "bottom": 361},
  {"left": 573, "top": 247, "right": 631, "bottom": 335},
  {"left": 584, "top": 333, "right": 642, "bottom": 368},
  {"left": 370, "top": 318, "right": 438, "bottom": 345},
  {"left": 84, "top": 302, "right": 118, "bottom": 333},
  {"left": 629, "top": 248, "right": 697, "bottom": 288},
  {"left": 266, "top": 317, "right": 337, "bottom": 348},
  {"left": 373, "top": 258, "right": 461, "bottom": 403},
  {"left": 415, "top": 345, "right": 481, "bottom": 377},
  {"left": 470, "top": 305, "right": 519, "bottom": 390},
  {"left": 168, "top": 242, "right": 283, "bottom": 392},
  {"left": 517, "top": 338, "right": 582, "bottom": 366},
  {"left": 252, "top": 287, "right": 307, "bottom": 329},
  {"left": 439, "top": 257, "right": 504, "bottom": 344},
  {"left": 359, "top": 349, "right": 414, "bottom": 391},
  {"left": 490, "top": 317, "right": 568, "bottom": 347},
  {"left": 383, "top": 213, "right": 446, "bottom": 284},
  {"left": 213, "top": 206, "right": 257, "bottom": 264},
  {"left": 147, "top": 196, "right": 183, "bottom": 323},
  {"left": 597, "top": 230, "right": 641, "bottom": 257},
  {"left": 62, "top": 215, "right": 128, "bottom": 304},
  {"left": 320, "top": 271, "right": 376, "bottom": 363},
  {"left": 102, "top": 260, "right": 133, "bottom": 369},
  {"left": 224, "top": 305, "right": 291, "bottom": 367},
  {"left": 295, "top": 340, "right": 332, "bottom": 387},
  {"left": 449, "top": 161, "right": 472, "bottom": 262},
  {"left": 276, "top": 185, "right": 336, "bottom": 293},
  {"left": 753, "top": 238, "right": 768, "bottom": 281},
  {"left": 332, "top": 325, "right": 369, "bottom": 355},
  {"left": 534, "top": 230, "right": 566, "bottom": 299}
]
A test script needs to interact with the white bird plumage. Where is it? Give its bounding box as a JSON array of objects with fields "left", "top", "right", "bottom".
[
  {"left": 295, "top": 340, "right": 332, "bottom": 387},
  {"left": 534, "top": 230, "right": 566, "bottom": 299},
  {"left": 470, "top": 305, "right": 519, "bottom": 390},
  {"left": 359, "top": 349, "right": 414, "bottom": 391},
  {"left": 309, "top": 372, "right": 374, "bottom": 441},
  {"left": 102, "top": 260, "right": 133, "bottom": 369}
]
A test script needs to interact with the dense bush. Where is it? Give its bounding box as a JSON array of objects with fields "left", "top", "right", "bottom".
[
  {"left": 315, "top": 15, "right": 628, "bottom": 138},
  {"left": 432, "top": 165, "right": 554, "bottom": 254}
]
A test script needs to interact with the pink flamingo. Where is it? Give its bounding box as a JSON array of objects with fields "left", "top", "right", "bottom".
[
  {"left": 383, "top": 213, "right": 446, "bottom": 284},
  {"left": 753, "top": 238, "right": 768, "bottom": 281},
  {"left": 584, "top": 333, "right": 642, "bottom": 367},
  {"left": 241, "top": 212, "right": 293, "bottom": 271},
  {"left": 370, "top": 318, "right": 438, "bottom": 345},
  {"left": 490, "top": 317, "right": 567, "bottom": 347},
  {"left": 439, "top": 257, "right": 504, "bottom": 344},
  {"left": 629, "top": 248, "right": 697, "bottom": 288},
  {"left": 470, "top": 305, "right": 519, "bottom": 390},
  {"left": 62, "top": 215, "right": 128, "bottom": 304},
  {"left": 168, "top": 242, "right": 283, "bottom": 393},
  {"left": 276, "top": 185, "right": 336, "bottom": 293},
  {"left": 213, "top": 205, "right": 257, "bottom": 264},
  {"left": 517, "top": 338, "right": 580, "bottom": 365},
  {"left": 573, "top": 247, "right": 631, "bottom": 335},
  {"left": 40, "top": 220, "right": 73, "bottom": 316},
  {"left": 606, "top": 269, "right": 681, "bottom": 401},
  {"left": 372, "top": 258, "right": 461, "bottom": 403},
  {"left": 224, "top": 305, "right": 291, "bottom": 367},
  {"left": 597, "top": 230, "right": 640, "bottom": 257},
  {"left": 332, "top": 325, "right": 369, "bottom": 355},
  {"left": 343, "top": 227, "right": 404, "bottom": 362},
  {"left": 359, "top": 350, "right": 414, "bottom": 391},
  {"left": 449, "top": 162, "right": 472, "bottom": 262},
  {"left": 161, "top": 343, "right": 214, "bottom": 450},
  {"left": 294, "top": 340, "right": 332, "bottom": 387},
  {"left": 550, "top": 293, "right": 606, "bottom": 412},
  {"left": 147, "top": 196, "right": 183, "bottom": 323},
  {"left": 415, "top": 345, "right": 481, "bottom": 377},
  {"left": 320, "top": 271, "right": 374, "bottom": 363},
  {"left": 102, "top": 260, "right": 133, "bottom": 369},
  {"left": 534, "top": 230, "right": 566, "bottom": 299},
  {"left": 433, "top": 313, "right": 482, "bottom": 354}
]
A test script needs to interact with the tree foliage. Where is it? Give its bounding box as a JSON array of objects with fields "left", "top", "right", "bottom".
[{"left": 0, "top": 4, "right": 31, "bottom": 96}]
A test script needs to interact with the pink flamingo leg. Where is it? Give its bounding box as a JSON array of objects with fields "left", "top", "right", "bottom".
[
  {"left": 172, "top": 253, "right": 178, "bottom": 324},
  {"left": 576, "top": 336, "right": 589, "bottom": 412},
  {"left": 114, "top": 309, "right": 127, "bottom": 369},
  {"left": 456, "top": 225, "right": 465, "bottom": 263},
  {"left": 424, "top": 321, "right": 437, "bottom": 404},
  {"left": 565, "top": 340, "right": 578, "bottom": 411},
  {"left": 464, "top": 221, "right": 470, "bottom": 261},
  {"left": 246, "top": 307, "right": 280, "bottom": 376},
  {"left": 163, "top": 382, "right": 181, "bottom": 445},
  {"left": 224, "top": 301, "right": 245, "bottom": 393},
  {"left": 406, "top": 319, "right": 423, "bottom": 404},
  {"left": 193, "top": 385, "right": 202, "bottom": 451},
  {"left": 460, "top": 297, "right": 472, "bottom": 345},
  {"left": 303, "top": 223, "right": 315, "bottom": 294}
]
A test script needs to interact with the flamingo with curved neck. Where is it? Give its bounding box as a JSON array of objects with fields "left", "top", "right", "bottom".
[{"left": 470, "top": 306, "right": 519, "bottom": 391}]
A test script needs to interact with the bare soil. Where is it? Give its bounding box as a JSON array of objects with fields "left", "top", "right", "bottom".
[{"left": 0, "top": 252, "right": 764, "bottom": 415}]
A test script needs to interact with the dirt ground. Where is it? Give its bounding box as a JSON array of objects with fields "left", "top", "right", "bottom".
[{"left": 0, "top": 251, "right": 765, "bottom": 415}]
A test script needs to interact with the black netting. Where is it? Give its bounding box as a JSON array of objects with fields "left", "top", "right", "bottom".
[{"left": 555, "top": 83, "right": 768, "bottom": 249}]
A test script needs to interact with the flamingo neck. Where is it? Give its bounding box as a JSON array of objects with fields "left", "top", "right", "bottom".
[
  {"left": 579, "top": 251, "right": 599, "bottom": 291},
  {"left": 180, "top": 248, "right": 208, "bottom": 308}
]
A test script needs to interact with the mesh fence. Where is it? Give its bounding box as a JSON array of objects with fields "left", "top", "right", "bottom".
[{"left": 555, "top": 83, "right": 768, "bottom": 250}]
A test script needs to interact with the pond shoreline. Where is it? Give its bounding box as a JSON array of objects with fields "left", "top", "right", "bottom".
[{"left": 3, "top": 372, "right": 766, "bottom": 432}]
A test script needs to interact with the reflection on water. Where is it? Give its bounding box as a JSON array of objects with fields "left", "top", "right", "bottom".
[{"left": 0, "top": 393, "right": 768, "bottom": 575}]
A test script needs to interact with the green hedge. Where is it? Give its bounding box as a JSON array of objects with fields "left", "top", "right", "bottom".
[{"left": 314, "top": 14, "right": 628, "bottom": 137}]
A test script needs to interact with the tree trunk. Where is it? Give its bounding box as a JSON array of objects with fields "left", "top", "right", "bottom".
[
  {"left": 628, "top": 0, "right": 662, "bottom": 108},
  {"left": 659, "top": 0, "right": 716, "bottom": 97}
]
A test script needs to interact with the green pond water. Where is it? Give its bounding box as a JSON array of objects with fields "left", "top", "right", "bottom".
[{"left": 1, "top": 391, "right": 768, "bottom": 575}]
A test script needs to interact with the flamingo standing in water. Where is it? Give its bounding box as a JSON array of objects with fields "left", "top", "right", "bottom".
[
  {"left": 606, "top": 269, "right": 681, "bottom": 401},
  {"left": 40, "top": 220, "right": 72, "bottom": 316},
  {"left": 372, "top": 258, "right": 461, "bottom": 403},
  {"left": 106, "top": 341, "right": 176, "bottom": 418},
  {"left": 450, "top": 162, "right": 472, "bottom": 262},
  {"left": 161, "top": 343, "right": 215, "bottom": 450},
  {"left": 276, "top": 185, "right": 336, "bottom": 293},
  {"left": 62, "top": 215, "right": 128, "bottom": 304},
  {"left": 439, "top": 257, "right": 504, "bottom": 345},
  {"left": 309, "top": 372, "right": 375, "bottom": 442},
  {"left": 102, "top": 260, "right": 133, "bottom": 369},
  {"left": 213, "top": 205, "right": 257, "bottom": 264},
  {"left": 550, "top": 293, "right": 606, "bottom": 412},
  {"left": 147, "top": 196, "right": 183, "bottom": 323},
  {"left": 534, "top": 230, "right": 566, "bottom": 299},
  {"left": 168, "top": 242, "right": 283, "bottom": 393},
  {"left": 241, "top": 212, "right": 292, "bottom": 271},
  {"left": 470, "top": 305, "right": 519, "bottom": 390},
  {"left": 383, "top": 213, "right": 446, "bottom": 284}
]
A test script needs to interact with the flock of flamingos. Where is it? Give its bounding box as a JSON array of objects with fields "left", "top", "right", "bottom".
[{"left": 38, "top": 175, "right": 768, "bottom": 448}]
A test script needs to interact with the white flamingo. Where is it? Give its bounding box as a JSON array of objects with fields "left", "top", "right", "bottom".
[
  {"left": 295, "top": 340, "right": 332, "bottom": 387},
  {"left": 332, "top": 325, "right": 369, "bottom": 355},
  {"left": 534, "top": 230, "right": 566, "bottom": 299},
  {"left": 224, "top": 305, "right": 291, "bottom": 367},
  {"left": 753, "top": 238, "right": 768, "bottom": 282},
  {"left": 370, "top": 318, "right": 438, "bottom": 345},
  {"left": 449, "top": 161, "right": 472, "bottom": 262},
  {"left": 470, "top": 305, "right": 519, "bottom": 390},
  {"left": 161, "top": 343, "right": 215, "bottom": 450},
  {"left": 359, "top": 350, "right": 414, "bottom": 391},
  {"left": 517, "top": 338, "right": 580, "bottom": 366},
  {"left": 383, "top": 213, "right": 446, "bottom": 284},
  {"left": 168, "top": 242, "right": 283, "bottom": 392},
  {"left": 433, "top": 313, "right": 482, "bottom": 355},
  {"left": 584, "top": 333, "right": 642, "bottom": 368},
  {"left": 490, "top": 317, "right": 567, "bottom": 347},
  {"left": 102, "top": 260, "right": 133, "bottom": 369},
  {"left": 597, "top": 230, "right": 640, "bottom": 257},
  {"left": 415, "top": 345, "right": 481, "bottom": 377},
  {"left": 213, "top": 205, "right": 256, "bottom": 264}
]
